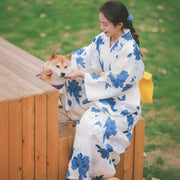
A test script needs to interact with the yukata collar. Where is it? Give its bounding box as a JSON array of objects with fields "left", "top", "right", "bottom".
[{"left": 121, "top": 28, "right": 133, "bottom": 41}]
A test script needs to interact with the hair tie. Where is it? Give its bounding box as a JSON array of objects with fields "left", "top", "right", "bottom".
[{"left": 127, "top": 13, "right": 134, "bottom": 23}]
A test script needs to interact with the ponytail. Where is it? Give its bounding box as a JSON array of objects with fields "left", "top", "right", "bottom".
[{"left": 124, "top": 21, "right": 140, "bottom": 46}]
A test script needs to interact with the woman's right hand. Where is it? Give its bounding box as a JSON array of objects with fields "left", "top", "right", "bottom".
[{"left": 43, "top": 61, "right": 52, "bottom": 76}]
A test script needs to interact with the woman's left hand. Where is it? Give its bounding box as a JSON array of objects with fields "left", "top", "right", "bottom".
[{"left": 65, "top": 69, "right": 85, "bottom": 80}]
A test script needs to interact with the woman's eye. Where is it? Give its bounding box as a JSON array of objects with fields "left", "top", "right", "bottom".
[
  {"left": 56, "top": 65, "right": 60, "bottom": 68},
  {"left": 64, "top": 66, "right": 67, "bottom": 68}
]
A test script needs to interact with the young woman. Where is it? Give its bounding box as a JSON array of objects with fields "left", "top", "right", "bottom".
[{"left": 45, "top": 1, "right": 144, "bottom": 179}]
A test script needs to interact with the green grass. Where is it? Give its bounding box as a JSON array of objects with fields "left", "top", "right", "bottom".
[{"left": 0, "top": 0, "right": 180, "bottom": 179}]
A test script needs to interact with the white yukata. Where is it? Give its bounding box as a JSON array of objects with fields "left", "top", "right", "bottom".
[{"left": 65, "top": 29, "right": 144, "bottom": 180}]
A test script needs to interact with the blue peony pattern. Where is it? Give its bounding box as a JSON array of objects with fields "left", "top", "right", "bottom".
[
  {"left": 99, "top": 98, "right": 117, "bottom": 112},
  {"left": 122, "top": 32, "right": 133, "bottom": 41},
  {"left": 67, "top": 80, "right": 82, "bottom": 104},
  {"left": 108, "top": 71, "right": 129, "bottom": 88},
  {"left": 90, "top": 73, "right": 101, "bottom": 79},
  {"left": 110, "top": 39, "right": 119, "bottom": 52},
  {"left": 71, "top": 153, "right": 90, "bottom": 180},
  {"left": 127, "top": 114, "right": 134, "bottom": 129},
  {"left": 133, "top": 43, "right": 141, "bottom": 60},
  {"left": 103, "top": 117, "right": 117, "bottom": 142},
  {"left": 96, "top": 144, "right": 113, "bottom": 159},
  {"left": 76, "top": 57, "right": 85, "bottom": 68}
]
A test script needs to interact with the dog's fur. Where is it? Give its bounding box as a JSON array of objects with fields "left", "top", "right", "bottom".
[
  {"left": 38, "top": 51, "right": 78, "bottom": 120},
  {"left": 40, "top": 51, "right": 72, "bottom": 87}
]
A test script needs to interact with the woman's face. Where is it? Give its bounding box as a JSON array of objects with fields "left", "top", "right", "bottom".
[{"left": 99, "top": 12, "right": 122, "bottom": 37}]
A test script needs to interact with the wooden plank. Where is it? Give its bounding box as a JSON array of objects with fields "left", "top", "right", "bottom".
[
  {"left": 59, "top": 123, "right": 75, "bottom": 139},
  {"left": 58, "top": 137, "right": 74, "bottom": 179},
  {"left": 0, "top": 37, "right": 44, "bottom": 68},
  {"left": 22, "top": 96, "right": 35, "bottom": 180},
  {"left": 133, "top": 118, "right": 145, "bottom": 180},
  {"left": 114, "top": 132, "right": 134, "bottom": 180},
  {"left": 122, "top": 132, "right": 134, "bottom": 180},
  {"left": 9, "top": 99, "right": 23, "bottom": 180},
  {"left": 0, "top": 53, "right": 55, "bottom": 93},
  {"left": 46, "top": 91, "right": 59, "bottom": 180},
  {"left": 0, "top": 101, "right": 9, "bottom": 180},
  {"left": 0, "top": 46, "right": 42, "bottom": 75},
  {"left": 35, "top": 94, "right": 46, "bottom": 180},
  {"left": 0, "top": 63, "right": 43, "bottom": 97}
]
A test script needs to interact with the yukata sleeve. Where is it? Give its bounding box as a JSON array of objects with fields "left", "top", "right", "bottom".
[
  {"left": 71, "top": 38, "right": 99, "bottom": 73},
  {"left": 84, "top": 41, "right": 144, "bottom": 101},
  {"left": 65, "top": 38, "right": 99, "bottom": 110}
]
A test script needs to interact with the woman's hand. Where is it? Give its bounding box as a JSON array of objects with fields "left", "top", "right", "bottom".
[
  {"left": 65, "top": 69, "right": 85, "bottom": 80},
  {"left": 43, "top": 61, "right": 52, "bottom": 76}
]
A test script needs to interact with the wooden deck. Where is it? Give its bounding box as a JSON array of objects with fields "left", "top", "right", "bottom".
[{"left": 0, "top": 37, "right": 145, "bottom": 180}]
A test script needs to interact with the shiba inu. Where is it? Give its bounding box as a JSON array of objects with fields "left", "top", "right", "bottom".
[
  {"left": 37, "top": 51, "right": 79, "bottom": 120},
  {"left": 39, "top": 51, "right": 73, "bottom": 89}
]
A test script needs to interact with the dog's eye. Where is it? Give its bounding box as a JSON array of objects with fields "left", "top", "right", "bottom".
[
  {"left": 64, "top": 66, "right": 67, "bottom": 69},
  {"left": 56, "top": 65, "right": 60, "bottom": 68}
]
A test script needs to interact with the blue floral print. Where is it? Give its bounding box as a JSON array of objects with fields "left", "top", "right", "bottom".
[
  {"left": 76, "top": 57, "right": 85, "bottom": 68},
  {"left": 120, "top": 109, "right": 130, "bottom": 116},
  {"left": 99, "top": 98, "right": 117, "bottom": 112},
  {"left": 126, "top": 132, "right": 132, "bottom": 142},
  {"left": 118, "top": 95, "right": 126, "bottom": 101},
  {"left": 72, "top": 48, "right": 85, "bottom": 55},
  {"left": 133, "top": 43, "right": 141, "bottom": 60},
  {"left": 127, "top": 114, "right": 134, "bottom": 129},
  {"left": 122, "top": 32, "right": 133, "bottom": 41},
  {"left": 95, "top": 36, "right": 105, "bottom": 71},
  {"left": 103, "top": 117, "right": 117, "bottom": 142},
  {"left": 67, "top": 80, "right": 82, "bottom": 104},
  {"left": 96, "top": 144, "right": 113, "bottom": 159},
  {"left": 110, "top": 39, "right": 119, "bottom": 52},
  {"left": 122, "top": 83, "right": 133, "bottom": 92},
  {"left": 91, "top": 107, "right": 100, "bottom": 113},
  {"left": 90, "top": 73, "right": 101, "bottom": 79},
  {"left": 71, "top": 153, "right": 90, "bottom": 180},
  {"left": 108, "top": 71, "right": 129, "bottom": 88}
]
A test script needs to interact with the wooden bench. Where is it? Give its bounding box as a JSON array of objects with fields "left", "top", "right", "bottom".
[{"left": 0, "top": 37, "right": 145, "bottom": 180}]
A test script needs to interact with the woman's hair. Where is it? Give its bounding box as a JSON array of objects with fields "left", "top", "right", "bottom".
[{"left": 99, "top": 0, "right": 140, "bottom": 46}]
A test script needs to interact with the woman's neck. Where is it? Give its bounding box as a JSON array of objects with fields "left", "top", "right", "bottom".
[{"left": 110, "top": 30, "right": 124, "bottom": 47}]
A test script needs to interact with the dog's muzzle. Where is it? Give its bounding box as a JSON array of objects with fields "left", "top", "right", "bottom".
[{"left": 60, "top": 73, "right": 65, "bottom": 77}]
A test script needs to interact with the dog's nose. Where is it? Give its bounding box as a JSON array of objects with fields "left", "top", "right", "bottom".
[{"left": 61, "top": 73, "right": 65, "bottom": 77}]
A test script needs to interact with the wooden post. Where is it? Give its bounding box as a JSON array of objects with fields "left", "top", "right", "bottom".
[
  {"left": 46, "top": 91, "right": 59, "bottom": 180},
  {"left": 35, "top": 94, "right": 47, "bottom": 180},
  {"left": 22, "top": 96, "right": 35, "bottom": 180},
  {"left": 0, "top": 101, "right": 9, "bottom": 180},
  {"left": 133, "top": 118, "right": 145, "bottom": 180},
  {"left": 9, "top": 99, "right": 23, "bottom": 180}
]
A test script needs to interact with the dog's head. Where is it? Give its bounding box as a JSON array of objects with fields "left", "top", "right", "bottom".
[{"left": 47, "top": 51, "right": 72, "bottom": 78}]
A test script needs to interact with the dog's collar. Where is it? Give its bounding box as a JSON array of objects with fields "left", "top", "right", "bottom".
[
  {"left": 37, "top": 73, "right": 41, "bottom": 79},
  {"left": 37, "top": 73, "right": 64, "bottom": 90},
  {"left": 52, "top": 84, "right": 64, "bottom": 90}
]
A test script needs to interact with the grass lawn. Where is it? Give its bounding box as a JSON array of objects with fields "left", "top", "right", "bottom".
[{"left": 0, "top": 0, "right": 179, "bottom": 179}]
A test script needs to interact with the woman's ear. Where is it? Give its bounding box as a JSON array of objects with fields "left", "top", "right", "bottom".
[{"left": 118, "top": 22, "right": 123, "bottom": 30}]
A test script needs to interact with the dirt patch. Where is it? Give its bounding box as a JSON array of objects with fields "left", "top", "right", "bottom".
[{"left": 145, "top": 148, "right": 180, "bottom": 169}]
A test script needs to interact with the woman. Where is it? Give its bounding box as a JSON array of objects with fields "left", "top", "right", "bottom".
[{"left": 46, "top": 1, "right": 144, "bottom": 179}]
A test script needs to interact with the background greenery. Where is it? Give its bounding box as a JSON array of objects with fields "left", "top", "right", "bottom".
[{"left": 0, "top": 0, "right": 179, "bottom": 179}]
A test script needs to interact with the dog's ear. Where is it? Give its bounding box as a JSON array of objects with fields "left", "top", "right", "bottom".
[
  {"left": 66, "top": 53, "right": 72, "bottom": 61},
  {"left": 50, "top": 51, "right": 57, "bottom": 61}
]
